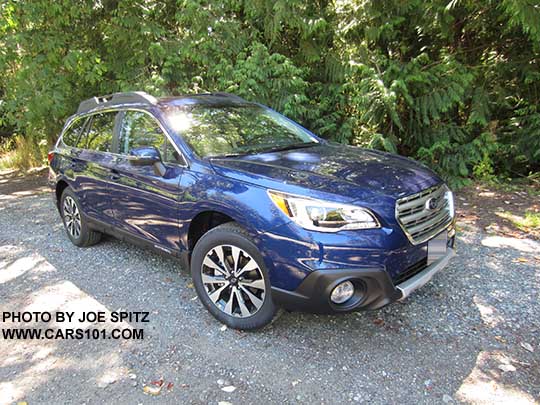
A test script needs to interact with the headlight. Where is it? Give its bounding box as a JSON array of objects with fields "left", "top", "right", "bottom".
[{"left": 268, "top": 190, "right": 380, "bottom": 232}]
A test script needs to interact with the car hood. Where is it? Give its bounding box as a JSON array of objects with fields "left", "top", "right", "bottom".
[{"left": 210, "top": 143, "right": 442, "bottom": 203}]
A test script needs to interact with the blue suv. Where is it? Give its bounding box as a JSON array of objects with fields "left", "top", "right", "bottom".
[{"left": 49, "top": 91, "right": 456, "bottom": 329}]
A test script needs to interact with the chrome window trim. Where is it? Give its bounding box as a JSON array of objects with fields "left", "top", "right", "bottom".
[{"left": 56, "top": 104, "right": 189, "bottom": 168}]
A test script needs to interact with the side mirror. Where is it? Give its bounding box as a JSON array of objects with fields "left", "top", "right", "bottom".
[{"left": 128, "top": 146, "right": 161, "bottom": 166}]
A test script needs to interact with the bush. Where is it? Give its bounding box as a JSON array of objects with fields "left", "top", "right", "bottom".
[
  {"left": 1, "top": 0, "right": 539, "bottom": 184},
  {"left": 0, "top": 134, "right": 46, "bottom": 170}
]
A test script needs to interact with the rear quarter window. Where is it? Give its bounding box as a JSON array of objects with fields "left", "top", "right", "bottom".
[
  {"left": 61, "top": 118, "right": 89, "bottom": 148},
  {"left": 80, "top": 112, "right": 117, "bottom": 152}
]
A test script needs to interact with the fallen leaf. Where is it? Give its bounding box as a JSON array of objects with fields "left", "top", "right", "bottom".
[
  {"left": 234, "top": 330, "right": 247, "bottom": 337},
  {"left": 520, "top": 342, "right": 534, "bottom": 352},
  {"left": 373, "top": 318, "right": 384, "bottom": 326},
  {"left": 498, "top": 364, "right": 516, "bottom": 373},
  {"left": 167, "top": 382, "right": 174, "bottom": 390},
  {"left": 495, "top": 336, "right": 507, "bottom": 343},
  {"left": 17, "top": 402, "right": 28, "bottom": 405},
  {"left": 151, "top": 378, "right": 164, "bottom": 387},
  {"left": 442, "top": 394, "right": 453, "bottom": 403},
  {"left": 517, "top": 257, "right": 529, "bottom": 263},
  {"left": 143, "top": 385, "right": 162, "bottom": 395},
  {"left": 186, "top": 282, "right": 194, "bottom": 288},
  {"left": 221, "top": 385, "right": 237, "bottom": 393}
]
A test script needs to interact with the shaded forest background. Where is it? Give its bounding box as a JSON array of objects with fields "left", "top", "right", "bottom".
[{"left": 1, "top": 0, "right": 539, "bottom": 186}]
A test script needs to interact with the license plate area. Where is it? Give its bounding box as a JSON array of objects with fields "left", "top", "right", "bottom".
[{"left": 427, "top": 231, "right": 447, "bottom": 265}]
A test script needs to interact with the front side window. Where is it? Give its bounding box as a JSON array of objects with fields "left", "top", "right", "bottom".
[
  {"left": 119, "top": 111, "right": 183, "bottom": 164},
  {"left": 163, "top": 105, "right": 318, "bottom": 158},
  {"left": 62, "top": 117, "right": 89, "bottom": 148},
  {"left": 80, "top": 112, "right": 116, "bottom": 152}
]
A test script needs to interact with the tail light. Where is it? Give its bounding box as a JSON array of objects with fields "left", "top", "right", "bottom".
[{"left": 47, "top": 151, "right": 55, "bottom": 164}]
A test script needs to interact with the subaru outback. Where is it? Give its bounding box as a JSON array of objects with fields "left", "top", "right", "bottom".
[{"left": 48, "top": 91, "right": 456, "bottom": 329}]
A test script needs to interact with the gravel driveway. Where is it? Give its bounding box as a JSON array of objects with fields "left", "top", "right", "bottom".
[{"left": 1, "top": 170, "right": 539, "bottom": 404}]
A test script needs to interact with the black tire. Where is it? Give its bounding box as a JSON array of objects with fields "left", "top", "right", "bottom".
[
  {"left": 191, "top": 222, "right": 277, "bottom": 330},
  {"left": 60, "top": 188, "right": 102, "bottom": 247}
]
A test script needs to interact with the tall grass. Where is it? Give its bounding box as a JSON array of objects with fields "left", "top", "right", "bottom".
[{"left": 0, "top": 135, "right": 47, "bottom": 171}]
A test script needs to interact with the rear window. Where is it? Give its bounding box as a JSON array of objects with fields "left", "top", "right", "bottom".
[
  {"left": 79, "top": 112, "right": 117, "bottom": 152},
  {"left": 61, "top": 118, "right": 89, "bottom": 147}
]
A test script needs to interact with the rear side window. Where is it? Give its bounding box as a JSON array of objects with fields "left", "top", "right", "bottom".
[
  {"left": 61, "top": 118, "right": 88, "bottom": 147},
  {"left": 119, "top": 111, "right": 183, "bottom": 164},
  {"left": 80, "top": 112, "right": 117, "bottom": 152}
]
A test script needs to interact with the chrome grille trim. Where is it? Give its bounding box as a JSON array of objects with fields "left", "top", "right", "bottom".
[{"left": 396, "top": 184, "right": 454, "bottom": 245}]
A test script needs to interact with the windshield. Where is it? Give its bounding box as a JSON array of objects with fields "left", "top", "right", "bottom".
[{"left": 163, "top": 105, "right": 318, "bottom": 158}]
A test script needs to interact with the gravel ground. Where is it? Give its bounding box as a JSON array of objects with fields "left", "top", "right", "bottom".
[{"left": 0, "top": 171, "right": 539, "bottom": 404}]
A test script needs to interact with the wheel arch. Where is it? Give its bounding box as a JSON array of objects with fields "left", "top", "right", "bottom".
[
  {"left": 187, "top": 205, "right": 263, "bottom": 251},
  {"left": 55, "top": 179, "right": 70, "bottom": 210}
]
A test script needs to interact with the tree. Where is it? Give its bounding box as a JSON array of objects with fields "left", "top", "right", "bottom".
[{"left": 1, "top": 0, "right": 539, "bottom": 185}]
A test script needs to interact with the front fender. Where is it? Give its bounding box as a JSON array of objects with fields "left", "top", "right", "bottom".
[{"left": 178, "top": 170, "right": 291, "bottom": 245}]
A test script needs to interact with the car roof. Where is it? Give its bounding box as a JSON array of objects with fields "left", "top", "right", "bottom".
[
  {"left": 158, "top": 93, "right": 252, "bottom": 108},
  {"left": 76, "top": 91, "right": 252, "bottom": 115}
]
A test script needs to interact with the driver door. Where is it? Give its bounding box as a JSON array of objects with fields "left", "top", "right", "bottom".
[{"left": 109, "top": 110, "right": 185, "bottom": 252}]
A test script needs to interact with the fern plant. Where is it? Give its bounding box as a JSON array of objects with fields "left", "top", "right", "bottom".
[{"left": 1, "top": 0, "right": 539, "bottom": 182}]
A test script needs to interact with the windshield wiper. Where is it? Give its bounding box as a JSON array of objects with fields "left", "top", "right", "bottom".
[
  {"left": 207, "top": 152, "right": 249, "bottom": 159},
  {"left": 207, "top": 142, "right": 319, "bottom": 159},
  {"left": 256, "top": 141, "right": 319, "bottom": 154}
]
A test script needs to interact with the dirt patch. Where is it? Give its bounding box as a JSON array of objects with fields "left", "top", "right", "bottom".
[
  {"left": 0, "top": 167, "right": 49, "bottom": 197},
  {"left": 456, "top": 183, "right": 540, "bottom": 240}
]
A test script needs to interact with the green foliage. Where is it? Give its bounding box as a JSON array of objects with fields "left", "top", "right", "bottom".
[
  {"left": 498, "top": 210, "right": 540, "bottom": 230},
  {"left": 1, "top": 0, "right": 539, "bottom": 185},
  {"left": 0, "top": 135, "right": 46, "bottom": 170}
]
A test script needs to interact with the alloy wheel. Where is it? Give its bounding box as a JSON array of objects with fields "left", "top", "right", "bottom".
[
  {"left": 63, "top": 196, "right": 81, "bottom": 239},
  {"left": 201, "top": 244, "right": 266, "bottom": 318}
]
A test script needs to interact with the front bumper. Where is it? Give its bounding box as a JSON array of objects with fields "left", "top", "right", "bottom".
[
  {"left": 396, "top": 248, "right": 455, "bottom": 300},
  {"left": 271, "top": 247, "right": 456, "bottom": 314}
]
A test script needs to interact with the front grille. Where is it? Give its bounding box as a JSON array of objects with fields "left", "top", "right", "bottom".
[
  {"left": 393, "top": 258, "right": 428, "bottom": 285},
  {"left": 396, "top": 184, "right": 453, "bottom": 245}
]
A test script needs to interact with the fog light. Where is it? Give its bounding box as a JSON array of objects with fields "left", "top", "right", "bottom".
[{"left": 330, "top": 281, "right": 354, "bottom": 304}]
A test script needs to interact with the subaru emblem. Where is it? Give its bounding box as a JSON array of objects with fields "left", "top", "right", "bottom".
[{"left": 425, "top": 197, "right": 439, "bottom": 210}]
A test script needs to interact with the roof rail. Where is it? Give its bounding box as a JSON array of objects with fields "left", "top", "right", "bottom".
[
  {"left": 76, "top": 91, "right": 157, "bottom": 114},
  {"left": 211, "top": 92, "right": 247, "bottom": 102}
]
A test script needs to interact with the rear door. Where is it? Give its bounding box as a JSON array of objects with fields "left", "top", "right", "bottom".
[
  {"left": 62, "top": 111, "right": 119, "bottom": 222},
  {"left": 109, "top": 110, "right": 184, "bottom": 251}
]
